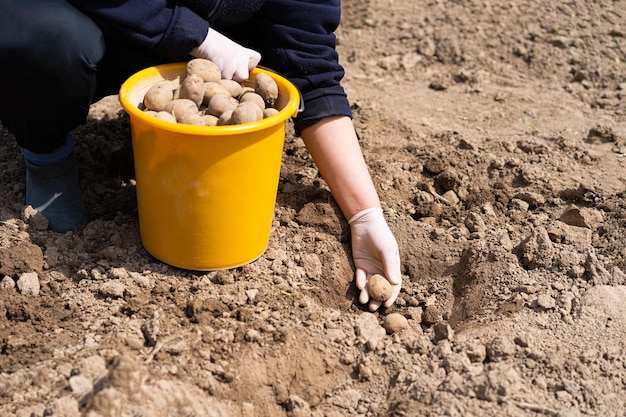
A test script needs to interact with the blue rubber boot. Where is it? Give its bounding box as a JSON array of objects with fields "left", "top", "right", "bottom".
[{"left": 24, "top": 152, "right": 85, "bottom": 233}]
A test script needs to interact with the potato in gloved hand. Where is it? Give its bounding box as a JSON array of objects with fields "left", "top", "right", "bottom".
[{"left": 367, "top": 274, "right": 394, "bottom": 302}]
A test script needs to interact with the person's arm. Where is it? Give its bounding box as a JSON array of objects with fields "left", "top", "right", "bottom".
[
  {"left": 300, "top": 116, "right": 379, "bottom": 219},
  {"left": 209, "top": 0, "right": 402, "bottom": 309},
  {"left": 219, "top": 0, "right": 352, "bottom": 134},
  {"left": 301, "top": 116, "right": 402, "bottom": 311},
  {"left": 68, "top": 0, "right": 208, "bottom": 61},
  {"left": 69, "top": 0, "right": 260, "bottom": 80},
  {"left": 221, "top": 0, "right": 402, "bottom": 310}
]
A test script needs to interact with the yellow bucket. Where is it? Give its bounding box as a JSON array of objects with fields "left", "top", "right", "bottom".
[{"left": 119, "top": 63, "right": 300, "bottom": 270}]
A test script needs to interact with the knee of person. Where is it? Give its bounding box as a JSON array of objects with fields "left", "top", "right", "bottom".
[{"left": 25, "top": 3, "right": 105, "bottom": 72}]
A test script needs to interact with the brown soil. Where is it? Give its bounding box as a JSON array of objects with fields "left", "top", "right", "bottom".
[{"left": 2, "top": 0, "right": 626, "bottom": 416}]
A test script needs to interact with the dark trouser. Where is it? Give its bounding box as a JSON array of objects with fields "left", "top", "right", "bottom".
[{"left": 0, "top": 0, "right": 166, "bottom": 154}]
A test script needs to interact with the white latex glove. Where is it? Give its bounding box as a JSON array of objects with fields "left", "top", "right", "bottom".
[
  {"left": 349, "top": 207, "right": 402, "bottom": 311},
  {"left": 191, "top": 28, "right": 261, "bottom": 81}
]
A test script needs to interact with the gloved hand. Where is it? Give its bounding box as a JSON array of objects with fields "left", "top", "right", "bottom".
[
  {"left": 191, "top": 28, "right": 261, "bottom": 81},
  {"left": 349, "top": 207, "right": 402, "bottom": 311}
]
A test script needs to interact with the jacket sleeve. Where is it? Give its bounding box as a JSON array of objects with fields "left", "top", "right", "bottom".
[
  {"left": 220, "top": 0, "right": 353, "bottom": 135},
  {"left": 68, "top": 0, "right": 209, "bottom": 61}
]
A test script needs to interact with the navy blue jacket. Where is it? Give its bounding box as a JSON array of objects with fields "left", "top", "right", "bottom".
[{"left": 69, "top": 0, "right": 353, "bottom": 134}]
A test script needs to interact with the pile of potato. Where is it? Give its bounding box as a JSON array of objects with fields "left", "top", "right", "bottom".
[{"left": 141, "top": 58, "right": 280, "bottom": 126}]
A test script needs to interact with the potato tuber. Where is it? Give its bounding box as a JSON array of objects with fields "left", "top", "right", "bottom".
[
  {"left": 207, "top": 94, "right": 237, "bottom": 117},
  {"left": 383, "top": 313, "right": 408, "bottom": 334},
  {"left": 254, "top": 72, "right": 279, "bottom": 107},
  {"left": 179, "top": 74, "right": 204, "bottom": 107},
  {"left": 143, "top": 82, "right": 174, "bottom": 111},
  {"left": 164, "top": 99, "right": 199, "bottom": 122},
  {"left": 231, "top": 102, "right": 262, "bottom": 125},
  {"left": 203, "top": 82, "right": 232, "bottom": 105},
  {"left": 239, "top": 91, "right": 266, "bottom": 112},
  {"left": 263, "top": 108, "right": 279, "bottom": 119},
  {"left": 178, "top": 113, "right": 206, "bottom": 126},
  {"left": 367, "top": 274, "right": 394, "bottom": 302},
  {"left": 186, "top": 58, "right": 221, "bottom": 83},
  {"left": 219, "top": 79, "right": 244, "bottom": 98}
]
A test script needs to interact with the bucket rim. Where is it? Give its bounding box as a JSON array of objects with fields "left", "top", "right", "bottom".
[{"left": 119, "top": 63, "right": 301, "bottom": 136}]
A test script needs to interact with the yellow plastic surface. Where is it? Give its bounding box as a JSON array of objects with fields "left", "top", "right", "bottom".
[{"left": 119, "top": 63, "right": 300, "bottom": 270}]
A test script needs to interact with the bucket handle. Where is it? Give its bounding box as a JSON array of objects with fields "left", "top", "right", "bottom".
[{"left": 257, "top": 65, "right": 305, "bottom": 114}]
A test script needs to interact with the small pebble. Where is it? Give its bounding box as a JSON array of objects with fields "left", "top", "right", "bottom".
[
  {"left": 537, "top": 293, "right": 556, "bottom": 310},
  {"left": 98, "top": 281, "right": 125, "bottom": 298},
  {"left": 68, "top": 375, "right": 92, "bottom": 395},
  {"left": 486, "top": 336, "right": 516, "bottom": 361},
  {"left": 464, "top": 340, "right": 487, "bottom": 363},
  {"left": 17, "top": 272, "right": 40, "bottom": 296},
  {"left": 1, "top": 276, "right": 16, "bottom": 290}
]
